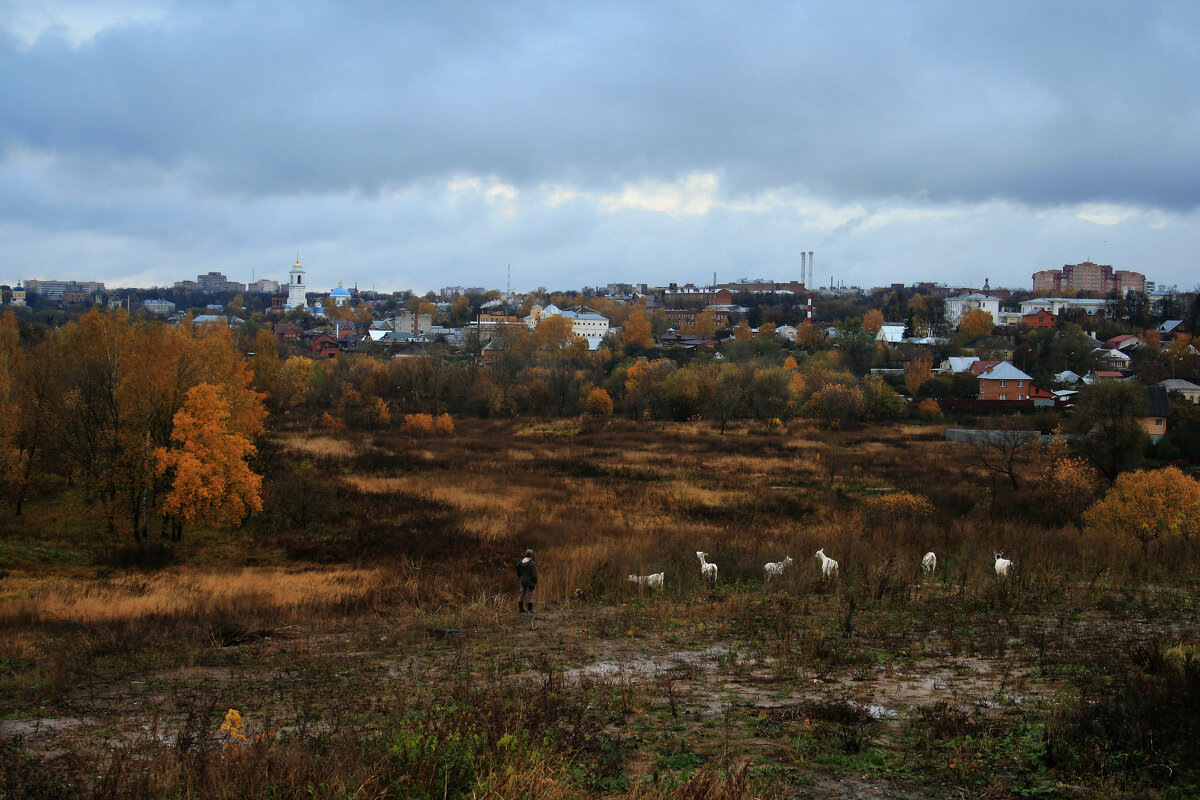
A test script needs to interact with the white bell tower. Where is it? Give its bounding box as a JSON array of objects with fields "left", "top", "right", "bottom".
[{"left": 286, "top": 257, "right": 307, "bottom": 310}]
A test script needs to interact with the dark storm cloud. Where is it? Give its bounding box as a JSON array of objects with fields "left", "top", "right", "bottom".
[{"left": 2, "top": 0, "right": 1197, "bottom": 210}]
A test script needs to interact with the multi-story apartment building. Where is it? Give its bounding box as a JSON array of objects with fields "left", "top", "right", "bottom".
[
  {"left": 1032, "top": 262, "right": 1145, "bottom": 295},
  {"left": 21, "top": 279, "right": 105, "bottom": 299},
  {"left": 196, "top": 271, "right": 247, "bottom": 293},
  {"left": 249, "top": 279, "right": 280, "bottom": 294}
]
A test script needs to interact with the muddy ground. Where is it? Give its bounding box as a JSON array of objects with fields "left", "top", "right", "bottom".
[{"left": 7, "top": 582, "right": 1187, "bottom": 798}]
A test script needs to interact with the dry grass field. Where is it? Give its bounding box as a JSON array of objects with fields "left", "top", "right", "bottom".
[{"left": 1, "top": 418, "right": 1198, "bottom": 799}]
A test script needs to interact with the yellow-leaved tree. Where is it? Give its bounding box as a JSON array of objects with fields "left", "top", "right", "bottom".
[
  {"left": 155, "top": 382, "right": 266, "bottom": 541},
  {"left": 1082, "top": 466, "right": 1200, "bottom": 552},
  {"left": 958, "top": 308, "right": 994, "bottom": 340},
  {"left": 863, "top": 309, "right": 884, "bottom": 336},
  {"left": 584, "top": 387, "right": 614, "bottom": 417},
  {"left": 621, "top": 308, "right": 654, "bottom": 349},
  {"left": 904, "top": 350, "right": 933, "bottom": 396}
]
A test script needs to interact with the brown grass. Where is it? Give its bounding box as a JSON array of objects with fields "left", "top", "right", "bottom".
[
  {"left": 275, "top": 433, "right": 362, "bottom": 459},
  {"left": 0, "top": 566, "right": 400, "bottom": 629}
]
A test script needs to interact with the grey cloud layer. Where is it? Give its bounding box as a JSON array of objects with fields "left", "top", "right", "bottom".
[{"left": 3, "top": 0, "right": 1198, "bottom": 208}]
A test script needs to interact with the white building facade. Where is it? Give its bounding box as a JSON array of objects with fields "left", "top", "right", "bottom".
[
  {"left": 944, "top": 293, "right": 1001, "bottom": 327},
  {"left": 286, "top": 259, "right": 307, "bottom": 310}
]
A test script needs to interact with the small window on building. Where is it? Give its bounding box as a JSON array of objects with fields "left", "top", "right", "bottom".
[
  {"left": 1000, "top": 380, "right": 1007, "bottom": 387},
  {"left": 999, "top": 394, "right": 1007, "bottom": 401}
]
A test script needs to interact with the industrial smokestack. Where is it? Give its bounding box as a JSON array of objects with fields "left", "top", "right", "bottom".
[
  {"left": 808, "top": 252, "right": 814, "bottom": 289},
  {"left": 800, "top": 251, "right": 806, "bottom": 286}
]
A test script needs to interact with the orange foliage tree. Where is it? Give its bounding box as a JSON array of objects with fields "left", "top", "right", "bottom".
[
  {"left": 584, "top": 388, "right": 614, "bottom": 417},
  {"left": 621, "top": 308, "right": 654, "bottom": 349},
  {"left": 905, "top": 350, "right": 933, "bottom": 396},
  {"left": 154, "top": 382, "right": 266, "bottom": 540},
  {"left": 1039, "top": 454, "right": 1100, "bottom": 527},
  {"left": 796, "top": 322, "right": 817, "bottom": 351},
  {"left": 863, "top": 309, "right": 884, "bottom": 335},
  {"left": 1082, "top": 466, "right": 1200, "bottom": 551},
  {"left": 958, "top": 308, "right": 994, "bottom": 340}
]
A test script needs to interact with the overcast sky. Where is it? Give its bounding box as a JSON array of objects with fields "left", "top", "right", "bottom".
[{"left": 2, "top": 0, "right": 1198, "bottom": 296}]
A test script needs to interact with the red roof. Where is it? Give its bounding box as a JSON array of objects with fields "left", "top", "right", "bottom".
[{"left": 968, "top": 360, "right": 1004, "bottom": 376}]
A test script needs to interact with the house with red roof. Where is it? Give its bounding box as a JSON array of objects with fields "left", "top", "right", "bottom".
[{"left": 976, "top": 362, "right": 1054, "bottom": 403}]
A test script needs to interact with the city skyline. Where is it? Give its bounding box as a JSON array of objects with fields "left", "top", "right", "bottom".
[{"left": 2, "top": 2, "right": 1198, "bottom": 295}]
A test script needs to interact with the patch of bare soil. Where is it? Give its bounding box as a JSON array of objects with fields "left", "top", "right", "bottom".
[{"left": 0, "top": 600, "right": 1136, "bottom": 795}]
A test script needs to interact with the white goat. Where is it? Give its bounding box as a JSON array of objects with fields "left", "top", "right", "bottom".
[
  {"left": 763, "top": 555, "right": 793, "bottom": 583},
  {"left": 993, "top": 552, "right": 1012, "bottom": 578},
  {"left": 696, "top": 551, "right": 718, "bottom": 583},
  {"left": 628, "top": 572, "right": 665, "bottom": 590},
  {"left": 921, "top": 551, "right": 937, "bottom": 575},
  {"left": 815, "top": 548, "right": 839, "bottom": 579}
]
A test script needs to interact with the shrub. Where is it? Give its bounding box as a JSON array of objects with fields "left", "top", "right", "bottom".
[
  {"left": 1039, "top": 456, "right": 1100, "bottom": 527},
  {"left": 1083, "top": 465, "right": 1200, "bottom": 550},
  {"left": 434, "top": 413, "right": 455, "bottom": 435},
  {"left": 806, "top": 383, "right": 866, "bottom": 428},
  {"left": 1045, "top": 641, "right": 1200, "bottom": 786},
  {"left": 916, "top": 398, "right": 941, "bottom": 420},
  {"left": 403, "top": 413, "right": 436, "bottom": 435},
  {"left": 861, "top": 491, "right": 935, "bottom": 527},
  {"left": 584, "top": 387, "right": 614, "bottom": 417}
]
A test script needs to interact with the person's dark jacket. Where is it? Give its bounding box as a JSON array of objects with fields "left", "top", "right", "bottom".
[{"left": 516, "top": 557, "right": 538, "bottom": 588}]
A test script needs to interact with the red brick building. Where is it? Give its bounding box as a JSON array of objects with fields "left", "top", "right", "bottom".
[{"left": 1020, "top": 309, "right": 1057, "bottom": 329}]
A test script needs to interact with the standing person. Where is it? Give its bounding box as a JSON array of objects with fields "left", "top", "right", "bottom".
[{"left": 517, "top": 548, "right": 538, "bottom": 613}]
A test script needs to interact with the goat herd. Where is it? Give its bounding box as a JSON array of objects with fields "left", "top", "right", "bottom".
[{"left": 626, "top": 549, "right": 1015, "bottom": 590}]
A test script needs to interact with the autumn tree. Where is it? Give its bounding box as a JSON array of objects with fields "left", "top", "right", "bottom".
[
  {"left": 806, "top": 382, "right": 867, "bottom": 428},
  {"left": 746, "top": 367, "right": 790, "bottom": 427},
  {"left": 958, "top": 308, "right": 995, "bottom": 340},
  {"left": 623, "top": 358, "right": 675, "bottom": 419},
  {"left": 969, "top": 423, "right": 1040, "bottom": 490},
  {"left": 1165, "top": 334, "right": 1200, "bottom": 382},
  {"left": 796, "top": 322, "right": 817, "bottom": 351},
  {"left": 584, "top": 387, "right": 614, "bottom": 417},
  {"left": 621, "top": 308, "right": 654, "bottom": 350},
  {"left": 1083, "top": 466, "right": 1200, "bottom": 552},
  {"left": 703, "top": 363, "right": 748, "bottom": 434},
  {"left": 51, "top": 310, "right": 266, "bottom": 539},
  {"left": 1068, "top": 381, "right": 1147, "bottom": 484},
  {"left": 0, "top": 313, "right": 23, "bottom": 511},
  {"left": 450, "top": 295, "right": 473, "bottom": 325},
  {"left": 693, "top": 310, "right": 718, "bottom": 340},
  {"left": 6, "top": 326, "right": 64, "bottom": 514},
  {"left": 863, "top": 309, "right": 884, "bottom": 335},
  {"left": 832, "top": 319, "right": 876, "bottom": 375},
  {"left": 733, "top": 320, "right": 753, "bottom": 341},
  {"left": 1039, "top": 454, "right": 1100, "bottom": 527},
  {"left": 155, "top": 382, "right": 266, "bottom": 540},
  {"left": 904, "top": 350, "right": 933, "bottom": 396}
]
